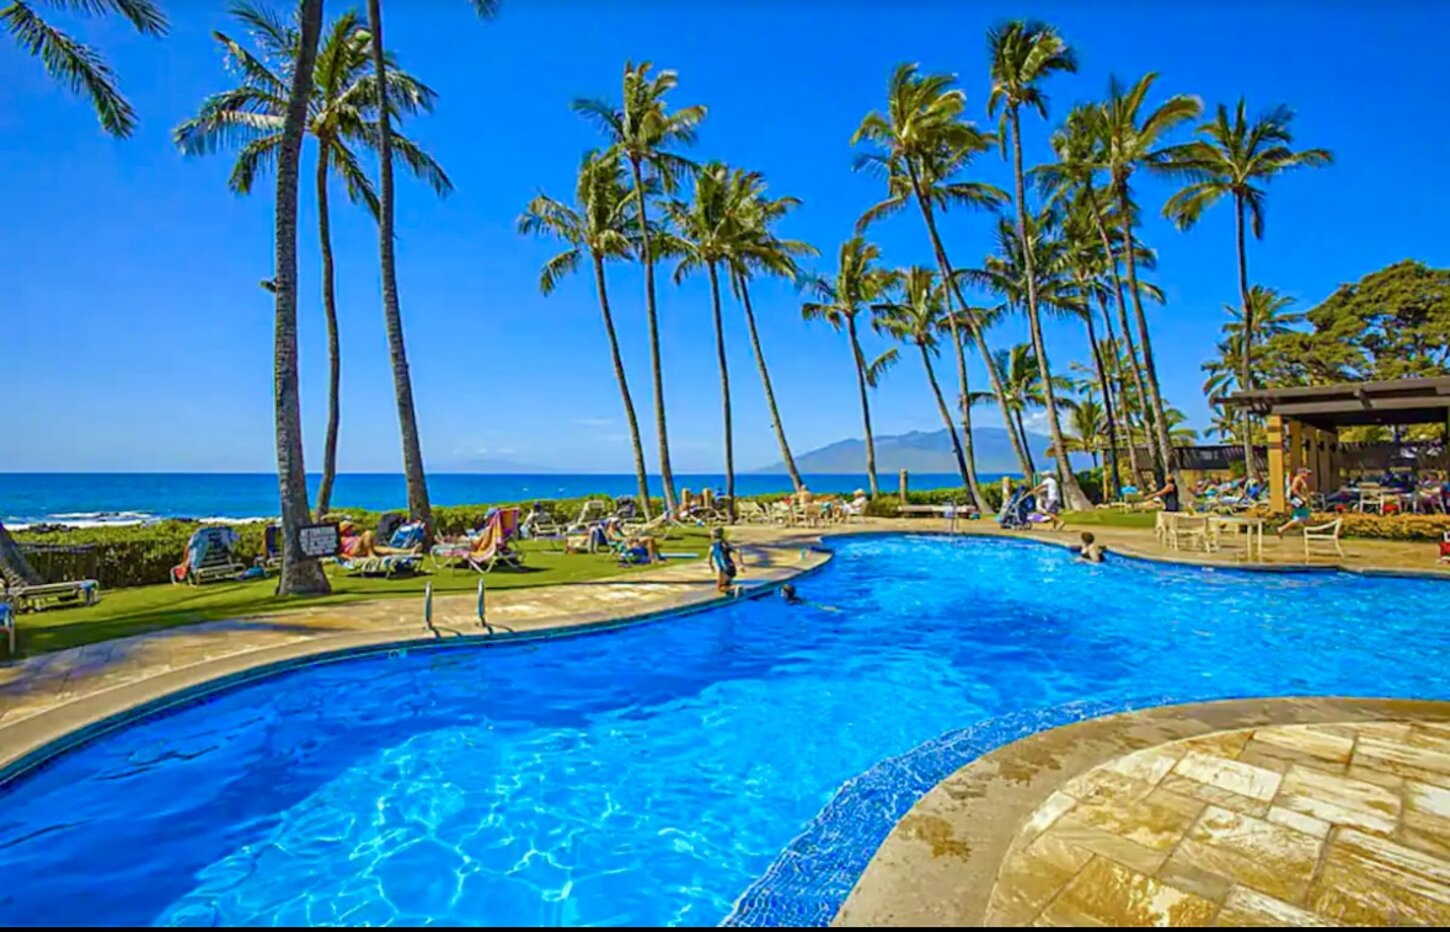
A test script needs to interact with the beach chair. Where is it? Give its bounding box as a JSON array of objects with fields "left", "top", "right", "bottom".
[
  {"left": 1303, "top": 518, "right": 1345, "bottom": 559},
  {"left": 256, "top": 523, "right": 282, "bottom": 570},
  {"left": 340, "top": 520, "right": 425, "bottom": 578},
  {"left": 172, "top": 526, "right": 246, "bottom": 585},
  {"left": 3, "top": 579, "right": 101, "bottom": 612},
  {"left": 568, "top": 500, "right": 609, "bottom": 532},
  {"left": 737, "top": 500, "right": 771, "bottom": 525},
  {"left": 440, "top": 508, "right": 525, "bottom": 573}
]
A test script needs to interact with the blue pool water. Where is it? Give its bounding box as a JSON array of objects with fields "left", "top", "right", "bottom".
[{"left": 1, "top": 535, "right": 1447, "bottom": 926}]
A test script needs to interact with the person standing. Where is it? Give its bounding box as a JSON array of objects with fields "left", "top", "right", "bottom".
[
  {"left": 1029, "top": 472, "right": 1065, "bottom": 531},
  {"left": 1277, "top": 468, "right": 1314, "bottom": 536},
  {"left": 709, "top": 527, "right": 744, "bottom": 593}
]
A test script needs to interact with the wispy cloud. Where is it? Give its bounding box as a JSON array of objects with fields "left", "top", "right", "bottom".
[{"left": 574, "top": 417, "right": 614, "bottom": 428}]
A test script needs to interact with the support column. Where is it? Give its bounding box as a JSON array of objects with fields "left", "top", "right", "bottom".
[
  {"left": 1267, "top": 414, "right": 1286, "bottom": 513},
  {"left": 1287, "top": 418, "right": 1304, "bottom": 478}
]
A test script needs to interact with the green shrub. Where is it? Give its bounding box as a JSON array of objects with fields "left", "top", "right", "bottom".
[{"left": 1325, "top": 512, "right": 1450, "bottom": 541}]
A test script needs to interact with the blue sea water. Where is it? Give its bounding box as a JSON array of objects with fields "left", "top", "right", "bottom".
[
  {"left": 0, "top": 473, "right": 980, "bottom": 526},
  {"left": 0, "top": 534, "right": 1446, "bottom": 926}
]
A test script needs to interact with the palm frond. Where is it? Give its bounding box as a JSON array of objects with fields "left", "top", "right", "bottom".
[{"left": 4, "top": 1, "right": 137, "bottom": 136}]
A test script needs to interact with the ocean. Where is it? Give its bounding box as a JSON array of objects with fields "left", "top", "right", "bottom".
[{"left": 0, "top": 473, "right": 985, "bottom": 528}]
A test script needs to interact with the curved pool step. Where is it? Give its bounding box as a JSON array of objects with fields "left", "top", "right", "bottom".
[{"left": 722, "top": 695, "right": 1184, "bottom": 928}]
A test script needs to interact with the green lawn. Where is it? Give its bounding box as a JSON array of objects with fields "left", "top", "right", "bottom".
[{"left": 11, "top": 530, "right": 712, "bottom": 658}]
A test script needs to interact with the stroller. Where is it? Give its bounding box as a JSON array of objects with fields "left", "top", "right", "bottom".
[{"left": 997, "top": 487, "right": 1036, "bottom": 530}]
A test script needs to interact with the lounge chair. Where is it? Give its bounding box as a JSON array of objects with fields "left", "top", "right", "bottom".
[
  {"left": 2, "top": 579, "right": 101, "bottom": 613},
  {"left": 340, "top": 521, "right": 425, "bottom": 577},
  {"left": 568, "top": 499, "right": 609, "bottom": 533},
  {"left": 172, "top": 526, "right": 247, "bottom": 585},
  {"left": 256, "top": 523, "right": 282, "bottom": 570},
  {"left": 737, "top": 500, "right": 771, "bottom": 525},
  {"left": 435, "top": 509, "right": 525, "bottom": 573},
  {"left": 0, "top": 601, "right": 13, "bottom": 655},
  {"left": 1303, "top": 518, "right": 1345, "bottom": 559}
]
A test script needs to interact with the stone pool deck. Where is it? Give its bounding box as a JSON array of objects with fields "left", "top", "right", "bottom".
[{"left": 837, "top": 698, "right": 1450, "bottom": 928}]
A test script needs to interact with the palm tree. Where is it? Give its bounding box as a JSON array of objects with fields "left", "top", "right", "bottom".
[
  {"left": 986, "top": 19, "right": 1087, "bottom": 506},
  {"left": 362, "top": 0, "right": 495, "bottom": 532},
  {"left": 1163, "top": 99, "right": 1331, "bottom": 480},
  {"left": 519, "top": 151, "right": 653, "bottom": 519},
  {"left": 872, "top": 267, "right": 973, "bottom": 488},
  {"left": 1098, "top": 72, "right": 1201, "bottom": 487},
  {"left": 270, "top": 0, "right": 328, "bottom": 595},
  {"left": 1066, "top": 395, "right": 1107, "bottom": 470},
  {"left": 176, "top": 3, "right": 449, "bottom": 519},
  {"left": 852, "top": 63, "right": 1015, "bottom": 502},
  {"left": 574, "top": 62, "right": 706, "bottom": 514},
  {"left": 969, "top": 343, "right": 1068, "bottom": 477},
  {"left": 726, "top": 172, "right": 817, "bottom": 494},
  {"left": 3, "top": 0, "right": 167, "bottom": 137},
  {"left": 1201, "top": 285, "right": 1297, "bottom": 462},
  {"left": 803, "top": 238, "right": 896, "bottom": 496},
  {"left": 662, "top": 162, "right": 743, "bottom": 517}
]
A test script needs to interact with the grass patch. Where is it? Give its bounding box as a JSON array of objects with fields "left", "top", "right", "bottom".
[
  {"left": 1060, "top": 510, "right": 1158, "bottom": 529},
  {"left": 10, "top": 529, "right": 712, "bottom": 658}
]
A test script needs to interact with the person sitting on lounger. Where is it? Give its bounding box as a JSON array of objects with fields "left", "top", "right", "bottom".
[
  {"left": 1147, "top": 472, "right": 1180, "bottom": 512},
  {"left": 339, "top": 521, "right": 418, "bottom": 559},
  {"left": 604, "top": 517, "right": 660, "bottom": 564}
]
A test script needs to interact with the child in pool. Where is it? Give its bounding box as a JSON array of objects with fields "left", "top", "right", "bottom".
[{"left": 1077, "top": 531, "right": 1105, "bottom": 563}]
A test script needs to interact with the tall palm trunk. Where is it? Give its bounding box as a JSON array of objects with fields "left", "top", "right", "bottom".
[
  {"left": 592, "top": 253, "right": 652, "bottom": 520},
  {"left": 1009, "top": 107, "right": 1089, "bottom": 508},
  {"left": 1095, "top": 291, "right": 1142, "bottom": 483},
  {"left": 953, "top": 332, "right": 986, "bottom": 506},
  {"left": 1116, "top": 182, "right": 1180, "bottom": 489},
  {"left": 707, "top": 262, "right": 735, "bottom": 520},
  {"left": 736, "top": 273, "right": 802, "bottom": 492},
  {"left": 274, "top": 0, "right": 329, "bottom": 596},
  {"left": 919, "top": 343, "right": 970, "bottom": 487},
  {"left": 1014, "top": 408, "right": 1037, "bottom": 476},
  {"left": 366, "top": 0, "right": 432, "bottom": 532},
  {"left": 1088, "top": 201, "right": 1155, "bottom": 479},
  {"left": 1081, "top": 294, "right": 1121, "bottom": 501},
  {"left": 907, "top": 164, "right": 1034, "bottom": 483},
  {"left": 845, "top": 313, "right": 879, "bottom": 497},
  {"left": 627, "top": 156, "right": 676, "bottom": 513},
  {"left": 0, "top": 521, "right": 40, "bottom": 586},
  {"left": 1234, "top": 193, "right": 1258, "bottom": 482},
  {"left": 313, "top": 145, "right": 341, "bottom": 519}
]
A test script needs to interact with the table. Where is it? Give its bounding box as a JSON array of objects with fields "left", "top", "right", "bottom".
[{"left": 1208, "top": 515, "right": 1268, "bottom": 562}]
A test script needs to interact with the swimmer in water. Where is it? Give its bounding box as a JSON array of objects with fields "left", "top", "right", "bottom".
[{"left": 780, "top": 583, "right": 839, "bottom": 611}]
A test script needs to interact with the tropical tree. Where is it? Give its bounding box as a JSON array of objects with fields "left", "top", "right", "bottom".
[
  {"left": 1163, "top": 99, "right": 1331, "bottom": 479},
  {"left": 968, "top": 343, "right": 1075, "bottom": 478},
  {"left": 872, "top": 267, "right": 973, "bottom": 488},
  {"left": 270, "top": 0, "right": 328, "bottom": 595},
  {"left": 1066, "top": 394, "right": 1107, "bottom": 470},
  {"left": 1098, "top": 72, "right": 1202, "bottom": 486},
  {"left": 662, "top": 162, "right": 748, "bottom": 517},
  {"left": 1202, "top": 285, "right": 1297, "bottom": 458},
  {"left": 3, "top": 0, "right": 167, "bottom": 137},
  {"left": 574, "top": 61, "right": 705, "bottom": 513},
  {"left": 724, "top": 170, "right": 817, "bottom": 494},
  {"left": 519, "top": 151, "right": 653, "bottom": 519},
  {"left": 852, "top": 63, "right": 1014, "bottom": 504},
  {"left": 803, "top": 238, "right": 896, "bottom": 496},
  {"left": 985, "top": 19, "right": 1088, "bottom": 506},
  {"left": 362, "top": 0, "right": 495, "bottom": 532},
  {"left": 176, "top": 3, "right": 449, "bottom": 519}
]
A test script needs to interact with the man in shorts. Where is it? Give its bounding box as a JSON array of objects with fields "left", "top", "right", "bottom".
[
  {"left": 1277, "top": 467, "right": 1314, "bottom": 536},
  {"left": 1029, "top": 472, "right": 1065, "bottom": 531}
]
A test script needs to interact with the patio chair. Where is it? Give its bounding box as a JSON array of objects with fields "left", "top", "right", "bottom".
[
  {"left": 1303, "top": 518, "right": 1346, "bottom": 559},
  {"left": 3, "top": 579, "right": 101, "bottom": 613},
  {"left": 1355, "top": 483, "right": 1386, "bottom": 514},
  {"left": 172, "top": 526, "right": 247, "bottom": 586},
  {"left": 737, "top": 500, "right": 771, "bottom": 525},
  {"left": 256, "top": 523, "right": 282, "bottom": 570},
  {"left": 568, "top": 499, "right": 609, "bottom": 533},
  {"left": 340, "top": 520, "right": 426, "bottom": 578}
]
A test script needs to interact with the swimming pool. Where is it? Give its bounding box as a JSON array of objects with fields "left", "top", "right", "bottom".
[{"left": 1, "top": 534, "right": 1446, "bottom": 926}]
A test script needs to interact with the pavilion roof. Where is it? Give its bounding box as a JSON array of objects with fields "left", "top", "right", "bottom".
[{"left": 1219, "top": 377, "right": 1450, "bottom": 430}]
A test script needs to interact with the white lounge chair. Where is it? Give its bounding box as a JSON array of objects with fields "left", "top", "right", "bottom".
[{"left": 1303, "top": 518, "right": 1345, "bottom": 559}]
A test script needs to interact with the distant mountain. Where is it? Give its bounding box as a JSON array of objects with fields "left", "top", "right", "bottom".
[{"left": 755, "top": 427, "right": 1088, "bottom": 475}]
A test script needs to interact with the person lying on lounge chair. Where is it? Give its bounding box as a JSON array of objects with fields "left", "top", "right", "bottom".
[
  {"left": 605, "top": 518, "right": 661, "bottom": 564},
  {"left": 339, "top": 521, "right": 420, "bottom": 559}
]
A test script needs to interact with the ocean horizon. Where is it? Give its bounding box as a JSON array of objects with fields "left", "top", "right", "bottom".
[{"left": 0, "top": 472, "right": 993, "bottom": 528}]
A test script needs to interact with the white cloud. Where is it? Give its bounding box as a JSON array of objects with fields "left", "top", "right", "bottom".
[{"left": 574, "top": 417, "right": 614, "bottom": 428}]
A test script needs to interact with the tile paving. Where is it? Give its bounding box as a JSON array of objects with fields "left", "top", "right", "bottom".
[{"left": 986, "top": 720, "right": 1450, "bottom": 926}]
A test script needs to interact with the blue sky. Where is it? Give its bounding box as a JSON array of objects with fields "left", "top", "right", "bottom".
[{"left": 4, "top": 1, "right": 1448, "bottom": 473}]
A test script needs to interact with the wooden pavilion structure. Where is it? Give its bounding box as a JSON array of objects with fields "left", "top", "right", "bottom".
[{"left": 1221, "top": 377, "right": 1450, "bottom": 511}]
